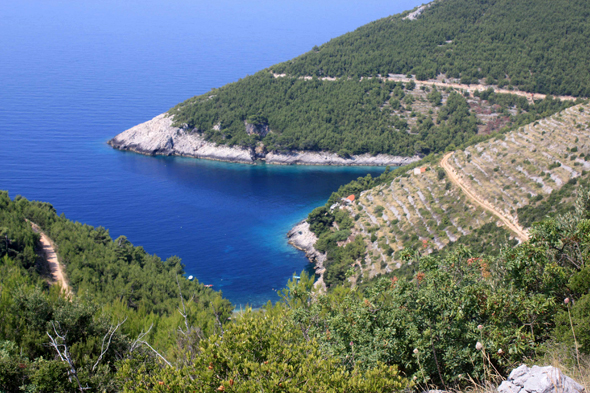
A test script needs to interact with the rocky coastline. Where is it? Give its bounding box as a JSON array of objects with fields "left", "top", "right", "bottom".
[
  {"left": 287, "top": 220, "right": 327, "bottom": 292},
  {"left": 108, "top": 113, "right": 421, "bottom": 167}
]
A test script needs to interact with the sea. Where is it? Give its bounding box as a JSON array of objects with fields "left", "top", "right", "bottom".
[{"left": 0, "top": 0, "right": 423, "bottom": 307}]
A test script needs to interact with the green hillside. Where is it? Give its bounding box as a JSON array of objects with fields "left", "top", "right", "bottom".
[
  {"left": 168, "top": 0, "right": 589, "bottom": 156},
  {"left": 3, "top": 187, "right": 589, "bottom": 391},
  {"left": 273, "top": 0, "right": 590, "bottom": 96}
]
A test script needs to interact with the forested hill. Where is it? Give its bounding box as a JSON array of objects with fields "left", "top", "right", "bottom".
[
  {"left": 273, "top": 0, "right": 590, "bottom": 96},
  {"left": 167, "top": 0, "right": 589, "bottom": 158}
]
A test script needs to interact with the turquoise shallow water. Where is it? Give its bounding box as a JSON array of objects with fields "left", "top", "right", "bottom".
[{"left": 0, "top": 0, "right": 422, "bottom": 307}]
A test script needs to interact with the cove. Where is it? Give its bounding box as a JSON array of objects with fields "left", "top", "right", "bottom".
[
  {"left": 0, "top": 0, "right": 422, "bottom": 307},
  {"left": 103, "top": 149, "right": 387, "bottom": 306}
]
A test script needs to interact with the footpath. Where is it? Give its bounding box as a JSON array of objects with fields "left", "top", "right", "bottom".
[
  {"left": 30, "top": 222, "right": 71, "bottom": 295},
  {"left": 440, "top": 152, "right": 529, "bottom": 242}
]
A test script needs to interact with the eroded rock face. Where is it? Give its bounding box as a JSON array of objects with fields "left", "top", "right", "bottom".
[
  {"left": 265, "top": 151, "right": 420, "bottom": 166},
  {"left": 498, "top": 365, "right": 585, "bottom": 393},
  {"left": 245, "top": 121, "right": 270, "bottom": 138}
]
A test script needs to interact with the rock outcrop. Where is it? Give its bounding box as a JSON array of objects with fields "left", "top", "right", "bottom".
[
  {"left": 287, "top": 220, "right": 327, "bottom": 292},
  {"left": 498, "top": 365, "right": 585, "bottom": 393},
  {"left": 245, "top": 121, "right": 270, "bottom": 138},
  {"left": 109, "top": 113, "right": 421, "bottom": 167},
  {"left": 108, "top": 114, "right": 254, "bottom": 164}
]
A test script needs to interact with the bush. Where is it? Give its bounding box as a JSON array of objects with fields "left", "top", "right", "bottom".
[{"left": 116, "top": 304, "right": 411, "bottom": 392}]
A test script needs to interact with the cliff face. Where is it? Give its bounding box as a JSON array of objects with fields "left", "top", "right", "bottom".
[{"left": 108, "top": 113, "right": 421, "bottom": 166}]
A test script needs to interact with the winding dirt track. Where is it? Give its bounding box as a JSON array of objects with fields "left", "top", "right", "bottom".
[
  {"left": 440, "top": 152, "right": 529, "bottom": 242},
  {"left": 30, "top": 222, "right": 71, "bottom": 295},
  {"left": 272, "top": 73, "right": 580, "bottom": 103}
]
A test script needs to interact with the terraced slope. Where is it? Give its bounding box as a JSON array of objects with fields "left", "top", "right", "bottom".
[{"left": 337, "top": 104, "right": 590, "bottom": 283}]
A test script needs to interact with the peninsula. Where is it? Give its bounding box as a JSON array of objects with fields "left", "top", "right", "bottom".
[
  {"left": 108, "top": 113, "right": 420, "bottom": 166},
  {"left": 110, "top": 0, "right": 589, "bottom": 166}
]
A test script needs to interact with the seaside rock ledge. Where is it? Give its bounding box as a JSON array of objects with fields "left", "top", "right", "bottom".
[
  {"left": 108, "top": 113, "right": 422, "bottom": 166},
  {"left": 108, "top": 113, "right": 254, "bottom": 164},
  {"left": 287, "top": 220, "right": 327, "bottom": 292}
]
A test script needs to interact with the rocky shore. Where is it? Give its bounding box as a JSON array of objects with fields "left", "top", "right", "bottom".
[
  {"left": 108, "top": 114, "right": 254, "bottom": 163},
  {"left": 287, "top": 220, "right": 327, "bottom": 292},
  {"left": 108, "top": 113, "right": 421, "bottom": 167}
]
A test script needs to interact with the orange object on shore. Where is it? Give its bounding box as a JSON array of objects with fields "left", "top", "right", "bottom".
[{"left": 346, "top": 195, "right": 355, "bottom": 202}]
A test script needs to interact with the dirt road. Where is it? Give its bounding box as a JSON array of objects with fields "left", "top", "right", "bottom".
[
  {"left": 385, "top": 76, "right": 579, "bottom": 103},
  {"left": 272, "top": 72, "right": 580, "bottom": 103},
  {"left": 440, "top": 152, "right": 529, "bottom": 242},
  {"left": 30, "top": 222, "right": 71, "bottom": 295}
]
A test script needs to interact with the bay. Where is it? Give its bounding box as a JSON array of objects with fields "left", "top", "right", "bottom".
[{"left": 0, "top": 0, "right": 422, "bottom": 307}]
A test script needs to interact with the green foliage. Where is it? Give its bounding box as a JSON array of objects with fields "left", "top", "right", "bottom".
[
  {"left": 116, "top": 298, "right": 411, "bottom": 392},
  {"left": 518, "top": 175, "right": 589, "bottom": 227},
  {"left": 537, "top": 188, "right": 590, "bottom": 353},
  {"left": 308, "top": 206, "right": 334, "bottom": 236},
  {"left": 0, "top": 191, "right": 233, "bottom": 391},
  {"left": 272, "top": 0, "right": 590, "bottom": 97},
  {"left": 288, "top": 247, "right": 562, "bottom": 386},
  {"left": 171, "top": 75, "right": 483, "bottom": 156},
  {"left": 427, "top": 89, "right": 443, "bottom": 106},
  {"left": 435, "top": 222, "right": 518, "bottom": 257}
]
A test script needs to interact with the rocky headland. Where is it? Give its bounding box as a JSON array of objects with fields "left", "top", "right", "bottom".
[{"left": 108, "top": 113, "right": 421, "bottom": 166}]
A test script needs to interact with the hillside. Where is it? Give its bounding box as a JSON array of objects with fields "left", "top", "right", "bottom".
[
  {"left": 273, "top": 0, "right": 590, "bottom": 96},
  {"left": 307, "top": 103, "right": 590, "bottom": 287},
  {"left": 111, "top": 0, "right": 587, "bottom": 163},
  {"left": 3, "top": 189, "right": 590, "bottom": 391},
  {"left": 0, "top": 192, "right": 233, "bottom": 390}
]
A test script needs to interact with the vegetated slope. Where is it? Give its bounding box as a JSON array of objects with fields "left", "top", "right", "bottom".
[
  {"left": 273, "top": 0, "right": 590, "bottom": 97},
  {"left": 165, "top": 0, "right": 589, "bottom": 158},
  {"left": 171, "top": 74, "right": 576, "bottom": 157},
  {"left": 2, "top": 195, "right": 590, "bottom": 391},
  {"left": 121, "top": 192, "right": 590, "bottom": 390},
  {"left": 0, "top": 191, "right": 233, "bottom": 390},
  {"left": 0, "top": 193, "right": 411, "bottom": 392},
  {"left": 310, "top": 103, "right": 590, "bottom": 287}
]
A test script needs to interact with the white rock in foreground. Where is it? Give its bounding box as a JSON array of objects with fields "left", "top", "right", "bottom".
[{"left": 498, "top": 365, "right": 585, "bottom": 393}]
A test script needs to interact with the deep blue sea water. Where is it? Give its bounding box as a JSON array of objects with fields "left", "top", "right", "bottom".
[{"left": 0, "top": 0, "right": 423, "bottom": 307}]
